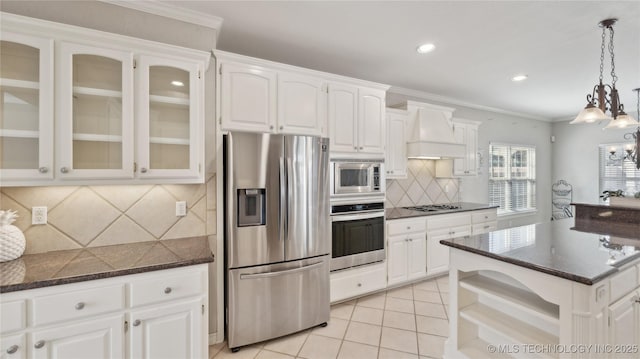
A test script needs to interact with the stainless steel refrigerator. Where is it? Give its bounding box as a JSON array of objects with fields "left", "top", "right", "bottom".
[{"left": 224, "top": 132, "right": 330, "bottom": 351}]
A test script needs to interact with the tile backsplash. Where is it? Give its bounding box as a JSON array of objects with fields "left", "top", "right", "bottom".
[
  {"left": 386, "top": 160, "right": 459, "bottom": 208},
  {"left": 0, "top": 175, "right": 216, "bottom": 254}
]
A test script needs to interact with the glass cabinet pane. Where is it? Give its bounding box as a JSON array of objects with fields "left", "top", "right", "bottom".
[
  {"left": 148, "top": 65, "right": 190, "bottom": 170},
  {"left": 72, "top": 54, "right": 123, "bottom": 169},
  {"left": 0, "top": 41, "right": 40, "bottom": 170}
]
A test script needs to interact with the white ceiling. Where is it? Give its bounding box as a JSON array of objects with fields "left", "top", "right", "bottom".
[{"left": 165, "top": 1, "right": 640, "bottom": 122}]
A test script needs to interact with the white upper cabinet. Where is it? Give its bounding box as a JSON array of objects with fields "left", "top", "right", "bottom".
[
  {"left": 220, "top": 61, "right": 277, "bottom": 133},
  {"left": 1, "top": 13, "right": 209, "bottom": 185},
  {"left": 136, "top": 55, "right": 204, "bottom": 180},
  {"left": 218, "top": 55, "right": 326, "bottom": 136},
  {"left": 216, "top": 50, "right": 388, "bottom": 144},
  {"left": 358, "top": 87, "right": 385, "bottom": 154},
  {"left": 385, "top": 108, "right": 408, "bottom": 179},
  {"left": 57, "top": 42, "right": 135, "bottom": 180},
  {"left": 278, "top": 72, "right": 326, "bottom": 136},
  {"left": 0, "top": 32, "right": 54, "bottom": 182},
  {"left": 452, "top": 119, "right": 480, "bottom": 176},
  {"left": 328, "top": 83, "right": 386, "bottom": 157}
]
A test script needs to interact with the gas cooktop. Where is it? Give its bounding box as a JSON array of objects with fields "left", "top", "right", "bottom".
[{"left": 403, "top": 204, "right": 461, "bottom": 212}]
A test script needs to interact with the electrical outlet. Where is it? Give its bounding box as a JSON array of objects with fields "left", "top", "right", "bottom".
[
  {"left": 176, "top": 201, "right": 187, "bottom": 217},
  {"left": 32, "top": 206, "right": 47, "bottom": 225}
]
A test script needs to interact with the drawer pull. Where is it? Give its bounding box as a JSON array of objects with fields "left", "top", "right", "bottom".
[
  {"left": 6, "top": 345, "right": 18, "bottom": 354},
  {"left": 75, "top": 302, "right": 85, "bottom": 310},
  {"left": 357, "top": 283, "right": 362, "bottom": 287},
  {"left": 34, "top": 341, "right": 45, "bottom": 349},
  {"left": 407, "top": 226, "right": 411, "bottom": 230},
  {"left": 38, "top": 167, "right": 49, "bottom": 173},
  {"left": 164, "top": 287, "right": 172, "bottom": 294},
  {"left": 484, "top": 216, "right": 489, "bottom": 219},
  {"left": 60, "top": 167, "right": 69, "bottom": 174},
  {"left": 133, "top": 319, "right": 141, "bottom": 327},
  {"left": 484, "top": 225, "right": 490, "bottom": 229}
]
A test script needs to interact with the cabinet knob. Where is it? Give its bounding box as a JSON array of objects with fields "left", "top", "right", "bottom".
[
  {"left": 38, "top": 167, "right": 48, "bottom": 173},
  {"left": 357, "top": 283, "right": 362, "bottom": 287},
  {"left": 353, "top": 146, "right": 357, "bottom": 150},
  {"left": 6, "top": 345, "right": 18, "bottom": 354},
  {"left": 407, "top": 226, "right": 411, "bottom": 230},
  {"left": 279, "top": 126, "right": 284, "bottom": 130},
  {"left": 391, "top": 170, "right": 394, "bottom": 174},
  {"left": 60, "top": 167, "right": 69, "bottom": 173},
  {"left": 484, "top": 225, "right": 490, "bottom": 229},
  {"left": 141, "top": 168, "right": 148, "bottom": 173},
  {"left": 359, "top": 147, "right": 364, "bottom": 150},
  {"left": 34, "top": 341, "right": 45, "bottom": 349},
  {"left": 75, "top": 302, "right": 85, "bottom": 310},
  {"left": 133, "top": 319, "right": 141, "bottom": 327},
  {"left": 164, "top": 287, "right": 172, "bottom": 294},
  {"left": 270, "top": 125, "right": 274, "bottom": 130}
]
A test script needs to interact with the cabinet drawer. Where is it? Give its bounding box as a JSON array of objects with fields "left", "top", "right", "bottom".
[
  {"left": 130, "top": 269, "right": 205, "bottom": 307},
  {"left": 609, "top": 265, "right": 639, "bottom": 303},
  {"left": 471, "top": 209, "right": 497, "bottom": 223},
  {"left": 472, "top": 222, "right": 498, "bottom": 235},
  {"left": 427, "top": 213, "right": 471, "bottom": 229},
  {"left": 330, "top": 263, "right": 386, "bottom": 302},
  {"left": 387, "top": 219, "right": 426, "bottom": 236},
  {"left": 32, "top": 284, "right": 125, "bottom": 327},
  {"left": 1, "top": 300, "right": 26, "bottom": 334}
]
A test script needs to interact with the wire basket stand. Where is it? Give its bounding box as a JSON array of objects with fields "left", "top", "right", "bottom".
[{"left": 551, "top": 180, "right": 573, "bottom": 220}]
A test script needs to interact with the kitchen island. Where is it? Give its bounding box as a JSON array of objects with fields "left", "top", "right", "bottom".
[{"left": 440, "top": 221, "right": 640, "bottom": 359}]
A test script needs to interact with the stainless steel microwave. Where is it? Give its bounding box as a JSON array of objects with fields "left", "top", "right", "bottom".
[{"left": 330, "top": 160, "right": 383, "bottom": 196}]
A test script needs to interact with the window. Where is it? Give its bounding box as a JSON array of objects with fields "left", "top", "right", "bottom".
[
  {"left": 489, "top": 144, "right": 536, "bottom": 215},
  {"left": 599, "top": 143, "right": 640, "bottom": 201}
]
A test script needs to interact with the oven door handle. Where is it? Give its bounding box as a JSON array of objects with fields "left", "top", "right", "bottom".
[{"left": 331, "top": 211, "right": 384, "bottom": 222}]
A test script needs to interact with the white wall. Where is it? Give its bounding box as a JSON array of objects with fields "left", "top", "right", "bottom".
[
  {"left": 551, "top": 120, "right": 633, "bottom": 204},
  {"left": 387, "top": 92, "right": 553, "bottom": 228}
]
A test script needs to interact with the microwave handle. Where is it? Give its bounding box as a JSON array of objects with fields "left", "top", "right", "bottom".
[{"left": 331, "top": 211, "right": 384, "bottom": 222}]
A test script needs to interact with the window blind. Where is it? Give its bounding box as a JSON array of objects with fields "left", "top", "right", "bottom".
[
  {"left": 599, "top": 144, "right": 640, "bottom": 201},
  {"left": 489, "top": 144, "right": 536, "bottom": 215}
]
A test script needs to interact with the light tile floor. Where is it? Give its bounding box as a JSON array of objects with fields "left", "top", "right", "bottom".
[{"left": 210, "top": 275, "right": 450, "bottom": 359}]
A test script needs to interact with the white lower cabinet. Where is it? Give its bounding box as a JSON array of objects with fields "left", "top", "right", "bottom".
[
  {"left": 31, "top": 315, "right": 124, "bottom": 359},
  {"left": 387, "top": 218, "right": 427, "bottom": 286},
  {"left": 426, "top": 213, "right": 471, "bottom": 275},
  {"left": 608, "top": 289, "right": 640, "bottom": 349},
  {"left": 0, "top": 264, "right": 208, "bottom": 359},
  {"left": 330, "top": 262, "right": 386, "bottom": 303},
  {"left": 1, "top": 333, "right": 26, "bottom": 359},
  {"left": 129, "top": 298, "right": 203, "bottom": 359}
]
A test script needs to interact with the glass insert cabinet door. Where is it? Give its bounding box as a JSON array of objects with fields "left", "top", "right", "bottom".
[
  {"left": 57, "top": 42, "right": 134, "bottom": 179},
  {"left": 136, "top": 55, "right": 202, "bottom": 179},
  {"left": 0, "top": 32, "right": 53, "bottom": 181}
]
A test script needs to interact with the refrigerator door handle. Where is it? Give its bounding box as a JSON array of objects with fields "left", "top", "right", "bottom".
[
  {"left": 279, "top": 157, "right": 286, "bottom": 245},
  {"left": 239, "top": 261, "right": 324, "bottom": 280}
]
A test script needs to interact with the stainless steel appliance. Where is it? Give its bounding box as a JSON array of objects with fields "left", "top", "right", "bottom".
[
  {"left": 330, "top": 159, "right": 383, "bottom": 197},
  {"left": 224, "top": 132, "right": 330, "bottom": 351},
  {"left": 330, "top": 200, "right": 385, "bottom": 271}
]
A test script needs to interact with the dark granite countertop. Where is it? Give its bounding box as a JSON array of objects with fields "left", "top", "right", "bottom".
[
  {"left": 440, "top": 221, "right": 640, "bottom": 285},
  {"left": 386, "top": 202, "right": 498, "bottom": 220},
  {"left": 0, "top": 236, "right": 214, "bottom": 293}
]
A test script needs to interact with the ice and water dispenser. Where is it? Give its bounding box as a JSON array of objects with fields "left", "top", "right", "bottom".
[{"left": 237, "top": 189, "right": 266, "bottom": 227}]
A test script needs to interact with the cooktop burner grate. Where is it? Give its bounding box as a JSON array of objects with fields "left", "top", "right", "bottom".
[{"left": 403, "top": 204, "right": 461, "bottom": 212}]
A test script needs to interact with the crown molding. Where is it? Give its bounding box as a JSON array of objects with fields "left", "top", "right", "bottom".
[
  {"left": 100, "top": 0, "right": 223, "bottom": 40},
  {"left": 389, "top": 85, "right": 551, "bottom": 122}
]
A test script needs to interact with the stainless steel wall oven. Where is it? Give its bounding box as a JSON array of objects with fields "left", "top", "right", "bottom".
[{"left": 330, "top": 201, "right": 385, "bottom": 271}]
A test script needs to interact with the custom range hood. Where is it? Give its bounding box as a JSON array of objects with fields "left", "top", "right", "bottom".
[{"left": 404, "top": 101, "right": 465, "bottom": 159}]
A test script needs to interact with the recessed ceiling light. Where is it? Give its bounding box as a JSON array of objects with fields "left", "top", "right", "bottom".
[
  {"left": 511, "top": 74, "right": 528, "bottom": 82},
  {"left": 416, "top": 43, "right": 435, "bottom": 54},
  {"left": 171, "top": 80, "right": 185, "bottom": 87}
]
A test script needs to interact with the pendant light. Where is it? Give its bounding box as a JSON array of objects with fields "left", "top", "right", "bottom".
[{"left": 571, "top": 19, "right": 635, "bottom": 126}]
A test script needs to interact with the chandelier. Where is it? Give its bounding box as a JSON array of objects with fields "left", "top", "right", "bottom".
[
  {"left": 571, "top": 19, "right": 637, "bottom": 128},
  {"left": 608, "top": 88, "right": 640, "bottom": 169}
]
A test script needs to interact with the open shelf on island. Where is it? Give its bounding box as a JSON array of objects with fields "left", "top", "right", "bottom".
[
  {"left": 0, "top": 78, "right": 39, "bottom": 90},
  {"left": 460, "top": 303, "right": 559, "bottom": 359},
  {"left": 459, "top": 274, "right": 559, "bottom": 326}
]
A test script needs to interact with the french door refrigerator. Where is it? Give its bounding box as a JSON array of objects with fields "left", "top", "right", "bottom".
[{"left": 224, "top": 132, "right": 330, "bottom": 350}]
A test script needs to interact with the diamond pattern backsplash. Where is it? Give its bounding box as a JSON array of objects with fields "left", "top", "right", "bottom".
[
  {"left": 0, "top": 175, "right": 216, "bottom": 255},
  {"left": 385, "top": 160, "right": 459, "bottom": 208}
]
